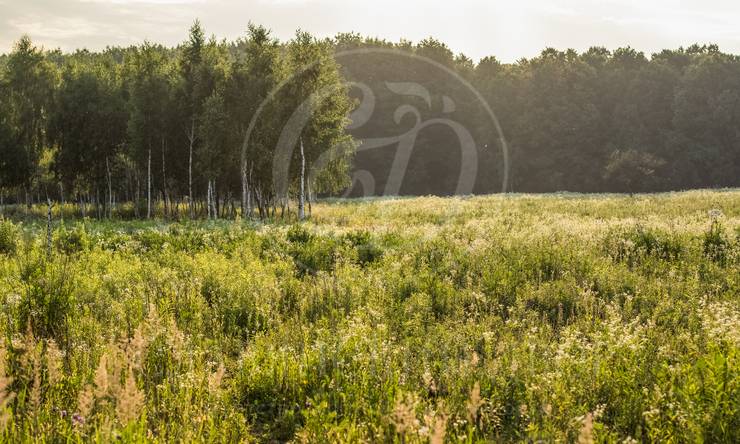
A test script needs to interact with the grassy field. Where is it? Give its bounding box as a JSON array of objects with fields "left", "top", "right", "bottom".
[{"left": 0, "top": 190, "right": 738, "bottom": 442}]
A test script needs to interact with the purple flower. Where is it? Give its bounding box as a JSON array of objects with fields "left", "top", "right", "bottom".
[{"left": 72, "top": 413, "right": 85, "bottom": 426}]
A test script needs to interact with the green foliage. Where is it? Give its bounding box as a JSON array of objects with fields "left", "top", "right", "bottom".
[
  {"left": 0, "top": 219, "right": 19, "bottom": 254},
  {"left": 704, "top": 220, "right": 732, "bottom": 265},
  {"left": 605, "top": 225, "right": 684, "bottom": 266},
  {"left": 286, "top": 227, "right": 339, "bottom": 276},
  {"left": 0, "top": 191, "right": 737, "bottom": 442},
  {"left": 343, "top": 230, "right": 384, "bottom": 266},
  {"left": 53, "top": 223, "right": 90, "bottom": 254},
  {"left": 4, "top": 32, "right": 740, "bottom": 219},
  {"left": 644, "top": 346, "right": 739, "bottom": 442}
]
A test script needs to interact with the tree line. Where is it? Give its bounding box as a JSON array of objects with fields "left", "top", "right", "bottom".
[
  {"left": 0, "top": 22, "right": 353, "bottom": 219},
  {"left": 333, "top": 36, "right": 740, "bottom": 195},
  {"left": 1, "top": 23, "right": 739, "bottom": 220}
]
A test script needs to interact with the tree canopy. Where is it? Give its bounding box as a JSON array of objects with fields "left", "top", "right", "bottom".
[{"left": 0, "top": 25, "right": 738, "bottom": 219}]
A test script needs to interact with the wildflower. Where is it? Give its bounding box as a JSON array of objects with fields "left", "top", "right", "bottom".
[
  {"left": 422, "top": 369, "right": 437, "bottom": 395},
  {"left": 72, "top": 413, "right": 85, "bottom": 427},
  {"left": 708, "top": 209, "right": 723, "bottom": 221}
]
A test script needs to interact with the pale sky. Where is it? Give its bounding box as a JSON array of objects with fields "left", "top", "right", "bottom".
[{"left": 2, "top": 0, "right": 740, "bottom": 62}]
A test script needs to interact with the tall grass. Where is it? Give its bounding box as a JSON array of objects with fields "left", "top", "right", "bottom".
[{"left": 0, "top": 190, "right": 738, "bottom": 442}]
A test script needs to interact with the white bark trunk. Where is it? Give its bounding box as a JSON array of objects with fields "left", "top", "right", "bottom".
[
  {"left": 106, "top": 156, "right": 113, "bottom": 219},
  {"left": 147, "top": 148, "right": 152, "bottom": 219},
  {"left": 46, "top": 199, "right": 53, "bottom": 259},
  {"left": 188, "top": 120, "right": 195, "bottom": 219},
  {"left": 298, "top": 138, "right": 306, "bottom": 220},
  {"left": 58, "top": 182, "right": 64, "bottom": 222},
  {"left": 207, "top": 180, "right": 212, "bottom": 220},
  {"left": 307, "top": 176, "right": 312, "bottom": 217},
  {"left": 162, "top": 137, "right": 168, "bottom": 218},
  {"left": 241, "top": 162, "right": 250, "bottom": 219},
  {"left": 212, "top": 180, "right": 218, "bottom": 220}
]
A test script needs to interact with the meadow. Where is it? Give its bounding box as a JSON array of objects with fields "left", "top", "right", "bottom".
[{"left": 0, "top": 190, "right": 738, "bottom": 442}]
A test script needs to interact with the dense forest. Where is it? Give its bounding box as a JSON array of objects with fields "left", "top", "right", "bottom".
[{"left": 1, "top": 22, "right": 739, "bottom": 219}]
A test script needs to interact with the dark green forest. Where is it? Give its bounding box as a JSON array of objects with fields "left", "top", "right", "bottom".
[{"left": 1, "top": 22, "right": 739, "bottom": 219}]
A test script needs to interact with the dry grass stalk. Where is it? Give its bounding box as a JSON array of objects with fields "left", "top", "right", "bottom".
[
  {"left": 76, "top": 383, "right": 95, "bottom": 424},
  {"left": 466, "top": 382, "right": 482, "bottom": 424},
  {"left": 93, "top": 352, "right": 111, "bottom": 399},
  {"left": 125, "top": 324, "right": 149, "bottom": 371},
  {"left": 208, "top": 363, "right": 226, "bottom": 392},
  {"left": 390, "top": 393, "right": 420, "bottom": 435},
  {"left": 424, "top": 403, "right": 447, "bottom": 444},
  {"left": 115, "top": 366, "right": 144, "bottom": 425},
  {"left": 578, "top": 412, "right": 594, "bottom": 444},
  {"left": 0, "top": 345, "right": 15, "bottom": 431},
  {"left": 45, "top": 339, "right": 63, "bottom": 386}
]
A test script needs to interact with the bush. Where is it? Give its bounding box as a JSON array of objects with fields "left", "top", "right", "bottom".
[
  {"left": 289, "top": 234, "right": 338, "bottom": 276},
  {"left": 343, "top": 230, "right": 384, "bottom": 266},
  {"left": 287, "top": 224, "right": 313, "bottom": 244},
  {"left": 605, "top": 226, "right": 683, "bottom": 266},
  {"left": 703, "top": 220, "right": 731, "bottom": 265},
  {"left": 54, "top": 223, "right": 90, "bottom": 254},
  {"left": 0, "top": 219, "right": 19, "bottom": 255}
]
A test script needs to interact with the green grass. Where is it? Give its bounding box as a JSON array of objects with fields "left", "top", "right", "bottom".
[{"left": 0, "top": 190, "right": 738, "bottom": 442}]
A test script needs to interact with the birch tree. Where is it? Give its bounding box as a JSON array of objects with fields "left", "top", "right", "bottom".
[{"left": 126, "top": 42, "right": 173, "bottom": 219}]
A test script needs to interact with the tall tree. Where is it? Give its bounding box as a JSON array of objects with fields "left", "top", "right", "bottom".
[
  {"left": 280, "top": 31, "right": 355, "bottom": 215},
  {"left": 227, "top": 24, "right": 284, "bottom": 218},
  {"left": 1, "top": 36, "right": 56, "bottom": 196},
  {"left": 48, "top": 56, "right": 127, "bottom": 216},
  {"left": 126, "top": 42, "right": 174, "bottom": 218},
  {"left": 177, "top": 20, "right": 222, "bottom": 216}
]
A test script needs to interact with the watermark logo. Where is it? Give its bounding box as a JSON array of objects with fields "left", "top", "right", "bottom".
[{"left": 243, "top": 47, "right": 509, "bottom": 202}]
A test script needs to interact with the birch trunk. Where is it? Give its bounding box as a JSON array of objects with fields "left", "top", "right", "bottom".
[
  {"left": 135, "top": 173, "right": 140, "bottom": 219},
  {"left": 207, "top": 180, "right": 212, "bottom": 220},
  {"left": 80, "top": 193, "right": 86, "bottom": 218},
  {"left": 59, "top": 182, "right": 65, "bottom": 222},
  {"left": 241, "top": 163, "right": 248, "bottom": 218},
  {"left": 188, "top": 120, "right": 195, "bottom": 219},
  {"left": 298, "top": 138, "right": 306, "bottom": 220},
  {"left": 106, "top": 157, "right": 113, "bottom": 219},
  {"left": 46, "top": 199, "right": 53, "bottom": 260},
  {"left": 162, "top": 137, "right": 168, "bottom": 218},
  {"left": 307, "top": 176, "right": 312, "bottom": 217},
  {"left": 213, "top": 180, "right": 219, "bottom": 220},
  {"left": 147, "top": 148, "right": 152, "bottom": 219}
]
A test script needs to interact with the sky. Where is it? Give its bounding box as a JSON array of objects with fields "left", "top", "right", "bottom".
[{"left": 1, "top": 0, "right": 740, "bottom": 62}]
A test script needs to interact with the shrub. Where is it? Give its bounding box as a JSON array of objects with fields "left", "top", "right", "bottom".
[
  {"left": 287, "top": 224, "right": 313, "bottom": 244},
  {"left": 703, "top": 220, "right": 731, "bottom": 265},
  {"left": 343, "top": 230, "right": 384, "bottom": 266},
  {"left": 604, "top": 226, "right": 683, "bottom": 266},
  {"left": 0, "top": 219, "right": 19, "bottom": 255},
  {"left": 54, "top": 224, "right": 90, "bottom": 254},
  {"left": 289, "top": 234, "right": 338, "bottom": 276}
]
